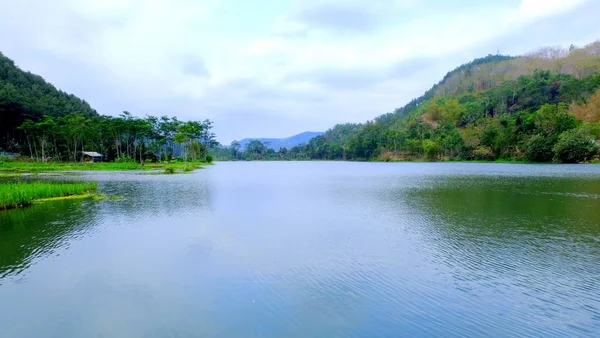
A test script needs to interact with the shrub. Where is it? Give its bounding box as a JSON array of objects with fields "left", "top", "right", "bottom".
[
  {"left": 553, "top": 129, "right": 598, "bottom": 163},
  {"left": 206, "top": 153, "right": 213, "bottom": 163},
  {"left": 423, "top": 140, "right": 440, "bottom": 160},
  {"left": 0, "top": 155, "right": 10, "bottom": 164},
  {"left": 164, "top": 167, "right": 176, "bottom": 174},
  {"left": 116, "top": 155, "right": 135, "bottom": 163},
  {"left": 473, "top": 146, "right": 495, "bottom": 160},
  {"left": 525, "top": 134, "right": 554, "bottom": 162}
]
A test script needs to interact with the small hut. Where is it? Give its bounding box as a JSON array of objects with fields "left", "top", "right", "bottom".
[{"left": 83, "top": 151, "right": 102, "bottom": 163}]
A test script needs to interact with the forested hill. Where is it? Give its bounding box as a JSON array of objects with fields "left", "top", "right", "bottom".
[
  {"left": 0, "top": 52, "right": 216, "bottom": 163},
  {"left": 0, "top": 52, "right": 97, "bottom": 151},
  {"left": 0, "top": 53, "right": 97, "bottom": 117},
  {"left": 306, "top": 41, "right": 600, "bottom": 163}
]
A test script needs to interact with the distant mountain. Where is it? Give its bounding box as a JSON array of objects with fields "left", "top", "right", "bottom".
[{"left": 238, "top": 131, "right": 324, "bottom": 150}]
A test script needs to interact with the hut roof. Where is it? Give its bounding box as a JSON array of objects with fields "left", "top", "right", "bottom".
[{"left": 83, "top": 151, "right": 102, "bottom": 157}]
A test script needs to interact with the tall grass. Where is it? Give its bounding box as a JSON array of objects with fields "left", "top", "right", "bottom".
[{"left": 0, "top": 181, "right": 98, "bottom": 210}]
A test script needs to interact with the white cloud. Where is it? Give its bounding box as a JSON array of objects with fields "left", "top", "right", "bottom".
[{"left": 518, "top": 0, "right": 588, "bottom": 19}]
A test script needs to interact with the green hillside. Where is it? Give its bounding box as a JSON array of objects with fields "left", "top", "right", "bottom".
[
  {"left": 0, "top": 52, "right": 97, "bottom": 152},
  {"left": 303, "top": 41, "right": 600, "bottom": 163},
  {"left": 0, "top": 52, "right": 215, "bottom": 163}
]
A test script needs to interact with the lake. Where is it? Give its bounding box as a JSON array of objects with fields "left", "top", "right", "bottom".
[{"left": 1, "top": 162, "right": 600, "bottom": 337}]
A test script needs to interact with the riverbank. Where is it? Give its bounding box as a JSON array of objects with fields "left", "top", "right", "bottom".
[
  {"left": 0, "top": 181, "right": 99, "bottom": 210},
  {"left": 0, "top": 161, "right": 209, "bottom": 173}
]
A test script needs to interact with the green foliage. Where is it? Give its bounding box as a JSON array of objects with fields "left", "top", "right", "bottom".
[
  {"left": 473, "top": 146, "right": 495, "bottom": 161},
  {"left": 0, "top": 160, "right": 206, "bottom": 172},
  {"left": 526, "top": 135, "right": 554, "bottom": 162},
  {"left": 164, "top": 167, "right": 176, "bottom": 174},
  {"left": 0, "top": 52, "right": 218, "bottom": 163},
  {"left": 278, "top": 51, "right": 600, "bottom": 163},
  {"left": 534, "top": 103, "right": 577, "bottom": 138},
  {"left": 553, "top": 129, "right": 598, "bottom": 163},
  {"left": 423, "top": 140, "right": 440, "bottom": 159},
  {"left": 0, "top": 180, "right": 98, "bottom": 210},
  {"left": 115, "top": 155, "right": 135, "bottom": 163}
]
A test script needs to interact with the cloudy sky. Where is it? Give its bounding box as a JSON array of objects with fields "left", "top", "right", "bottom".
[{"left": 1, "top": 0, "right": 599, "bottom": 143}]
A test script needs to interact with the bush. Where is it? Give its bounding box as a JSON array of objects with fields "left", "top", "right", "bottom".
[
  {"left": 525, "top": 134, "right": 554, "bottom": 162},
  {"left": 473, "top": 146, "right": 495, "bottom": 160},
  {"left": 553, "top": 129, "right": 598, "bottom": 163},
  {"left": 164, "top": 166, "right": 176, "bottom": 174},
  {"left": 423, "top": 140, "right": 440, "bottom": 160},
  {"left": 205, "top": 153, "right": 213, "bottom": 163},
  {"left": 116, "top": 155, "right": 135, "bottom": 163},
  {"left": 0, "top": 155, "right": 11, "bottom": 164}
]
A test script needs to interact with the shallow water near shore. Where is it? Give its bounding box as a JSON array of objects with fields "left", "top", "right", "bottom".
[{"left": 1, "top": 162, "right": 599, "bottom": 337}]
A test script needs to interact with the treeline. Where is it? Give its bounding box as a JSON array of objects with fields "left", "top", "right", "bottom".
[
  {"left": 0, "top": 52, "right": 217, "bottom": 162},
  {"left": 17, "top": 113, "right": 216, "bottom": 163},
  {"left": 212, "top": 139, "right": 336, "bottom": 161}
]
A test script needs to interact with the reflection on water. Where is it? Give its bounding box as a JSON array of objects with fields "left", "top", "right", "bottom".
[
  {"left": 0, "top": 198, "right": 99, "bottom": 280},
  {"left": 0, "top": 163, "right": 599, "bottom": 337},
  {"left": 405, "top": 175, "right": 600, "bottom": 336}
]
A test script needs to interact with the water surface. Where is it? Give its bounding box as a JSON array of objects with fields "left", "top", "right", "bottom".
[{"left": 1, "top": 162, "right": 599, "bottom": 337}]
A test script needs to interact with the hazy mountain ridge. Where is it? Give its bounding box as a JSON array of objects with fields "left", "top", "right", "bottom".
[{"left": 238, "top": 131, "right": 324, "bottom": 150}]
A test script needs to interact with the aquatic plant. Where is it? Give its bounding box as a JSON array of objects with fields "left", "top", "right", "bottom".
[{"left": 0, "top": 181, "right": 98, "bottom": 210}]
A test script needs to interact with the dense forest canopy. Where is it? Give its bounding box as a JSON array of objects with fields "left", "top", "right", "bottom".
[
  {"left": 214, "top": 41, "right": 600, "bottom": 163},
  {"left": 0, "top": 52, "right": 216, "bottom": 163}
]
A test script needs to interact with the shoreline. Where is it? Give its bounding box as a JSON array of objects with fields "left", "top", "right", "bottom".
[{"left": 0, "top": 161, "right": 210, "bottom": 173}]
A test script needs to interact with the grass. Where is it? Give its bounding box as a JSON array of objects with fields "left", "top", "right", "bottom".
[
  {"left": 0, "top": 173, "right": 22, "bottom": 178},
  {"left": 0, "top": 161, "right": 208, "bottom": 173},
  {"left": 0, "top": 180, "right": 98, "bottom": 210}
]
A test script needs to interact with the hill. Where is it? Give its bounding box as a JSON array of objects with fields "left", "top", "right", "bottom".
[
  {"left": 238, "top": 131, "right": 324, "bottom": 150},
  {"left": 302, "top": 40, "right": 600, "bottom": 163},
  {"left": 0, "top": 51, "right": 216, "bottom": 163},
  {"left": 0, "top": 52, "right": 97, "bottom": 152}
]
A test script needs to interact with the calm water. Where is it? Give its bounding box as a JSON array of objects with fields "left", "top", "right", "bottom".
[{"left": 1, "top": 162, "right": 600, "bottom": 337}]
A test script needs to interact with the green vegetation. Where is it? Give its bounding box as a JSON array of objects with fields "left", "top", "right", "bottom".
[
  {"left": 0, "top": 173, "right": 22, "bottom": 178},
  {"left": 0, "top": 52, "right": 217, "bottom": 164},
  {"left": 0, "top": 181, "right": 98, "bottom": 210},
  {"left": 213, "top": 41, "right": 600, "bottom": 163},
  {"left": 553, "top": 129, "right": 598, "bottom": 163},
  {"left": 0, "top": 160, "right": 208, "bottom": 173}
]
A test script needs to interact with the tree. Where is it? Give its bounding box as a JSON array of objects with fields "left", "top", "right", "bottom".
[
  {"left": 245, "top": 140, "right": 267, "bottom": 160},
  {"left": 570, "top": 88, "right": 600, "bottom": 122},
  {"left": 526, "top": 134, "right": 554, "bottom": 162},
  {"left": 553, "top": 129, "right": 598, "bottom": 163},
  {"left": 534, "top": 103, "right": 577, "bottom": 138},
  {"left": 230, "top": 140, "right": 241, "bottom": 160},
  {"left": 423, "top": 140, "right": 440, "bottom": 160},
  {"left": 175, "top": 121, "right": 203, "bottom": 164}
]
